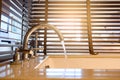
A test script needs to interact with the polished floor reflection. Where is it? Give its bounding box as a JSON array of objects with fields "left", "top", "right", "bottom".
[{"left": 0, "top": 56, "right": 120, "bottom": 80}]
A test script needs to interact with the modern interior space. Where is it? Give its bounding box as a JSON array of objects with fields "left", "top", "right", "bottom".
[{"left": 0, "top": 0, "right": 120, "bottom": 80}]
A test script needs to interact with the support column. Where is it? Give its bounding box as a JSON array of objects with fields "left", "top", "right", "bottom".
[
  {"left": 21, "top": 0, "right": 25, "bottom": 45},
  {"left": 44, "top": 0, "right": 48, "bottom": 55},
  {"left": 0, "top": 0, "right": 2, "bottom": 27},
  {"left": 86, "top": 0, "right": 94, "bottom": 55},
  {"left": 35, "top": 32, "right": 38, "bottom": 56}
]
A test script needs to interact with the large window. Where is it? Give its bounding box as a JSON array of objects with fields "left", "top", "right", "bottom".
[
  {"left": 30, "top": 0, "right": 120, "bottom": 55},
  {"left": 0, "top": 0, "right": 32, "bottom": 62},
  {"left": 0, "top": 0, "right": 22, "bottom": 41},
  {"left": 1, "top": 15, "right": 9, "bottom": 32},
  {"left": 31, "top": 0, "right": 88, "bottom": 54},
  {"left": 0, "top": 0, "right": 31, "bottom": 42}
]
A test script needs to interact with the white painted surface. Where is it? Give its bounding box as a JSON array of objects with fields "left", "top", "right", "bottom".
[{"left": 36, "top": 55, "right": 120, "bottom": 69}]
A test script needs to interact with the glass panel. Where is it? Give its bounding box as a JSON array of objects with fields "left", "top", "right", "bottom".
[
  {"left": 0, "top": 21, "right": 8, "bottom": 32},
  {"left": 12, "top": 26, "right": 21, "bottom": 34}
]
